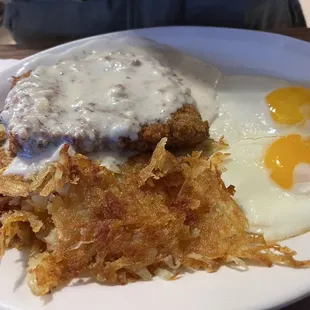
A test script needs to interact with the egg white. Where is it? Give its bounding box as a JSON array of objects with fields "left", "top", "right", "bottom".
[
  {"left": 210, "top": 75, "right": 309, "bottom": 144},
  {"left": 221, "top": 138, "right": 310, "bottom": 241},
  {"left": 209, "top": 74, "right": 310, "bottom": 241}
]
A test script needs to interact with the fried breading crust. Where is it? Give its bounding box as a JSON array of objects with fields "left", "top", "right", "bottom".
[
  {"left": 119, "top": 104, "right": 209, "bottom": 151},
  {"left": 0, "top": 140, "right": 309, "bottom": 296},
  {"left": 12, "top": 71, "right": 31, "bottom": 88}
]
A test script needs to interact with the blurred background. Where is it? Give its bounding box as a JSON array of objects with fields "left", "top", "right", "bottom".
[{"left": 0, "top": 0, "right": 308, "bottom": 48}]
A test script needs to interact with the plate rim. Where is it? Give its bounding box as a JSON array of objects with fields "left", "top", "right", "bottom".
[
  {"left": 0, "top": 26, "right": 310, "bottom": 310},
  {"left": 3, "top": 26, "right": 310, "bottom": 75}
]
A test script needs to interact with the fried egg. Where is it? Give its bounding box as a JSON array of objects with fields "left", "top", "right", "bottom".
[
  {"left": 210, "top": 75, "right": 310, "bottom": 143},
  {"left": 221, "top": 138, "right": 310, "bottom": 241},
  {"left": 211, "top": 75, "right": 310, "bottom": 241}
]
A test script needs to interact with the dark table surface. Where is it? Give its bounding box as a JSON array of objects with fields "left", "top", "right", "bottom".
[{"left": 0, "top": 27, "right": 310, "bottom": 310}]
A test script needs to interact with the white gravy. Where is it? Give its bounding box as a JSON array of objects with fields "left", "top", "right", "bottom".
[
  {"left": 3, "top": 144, "right": 75, "bottom": 178},
  {"left": 3, "top": 143, "right": 133, "bottom": 177},
  {"left": 1, "top": 39, "right": 219, "bottom": 178},
  {"left": 1, "top": 50, "right": 196, "bottom": 156}
]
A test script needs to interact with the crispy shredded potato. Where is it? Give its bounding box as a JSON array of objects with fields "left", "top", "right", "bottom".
[{"left": 0, "top": 139, "right": 309, "bottom": 295}]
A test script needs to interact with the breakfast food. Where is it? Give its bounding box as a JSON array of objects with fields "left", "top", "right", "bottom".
[
  {"left": 1, "top": 50, "right": 209, "bottom": 156},
  {"left": 211, "top": 75, "right": 310, "bottom": 241},
  {"left": 1, "top": 139, "right": 309, "bottom": 296},
  {"left": 0, "top": 37, "right": 309, "bottom": 297}
]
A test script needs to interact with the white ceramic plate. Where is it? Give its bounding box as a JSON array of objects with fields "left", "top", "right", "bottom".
[{"left": 0, "top": 26, "right": 310, "bottom": 310}]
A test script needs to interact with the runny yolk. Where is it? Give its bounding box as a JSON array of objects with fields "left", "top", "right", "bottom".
[
  {"left": 266, "top": 86, "right": 310, "bottom": 125},
  {"left": 264, "top": 135, "right": 310, "bottom": 189}
]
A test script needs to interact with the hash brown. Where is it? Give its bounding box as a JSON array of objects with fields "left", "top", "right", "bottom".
[{"left": 0, "top": 139, "right": 308, "bottom": 295}]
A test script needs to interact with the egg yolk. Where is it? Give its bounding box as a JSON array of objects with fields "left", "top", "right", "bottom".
[
  {"left": 264, "top": 134, "right": 310, "bottom": 189},
  {"left": 266, "top": 86, "right": 310, "bottom": 125}
]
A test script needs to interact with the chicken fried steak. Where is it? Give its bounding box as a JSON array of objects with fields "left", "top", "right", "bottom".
[{"left": 1, "top": 50, "right": 209, "bottom": 156}]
